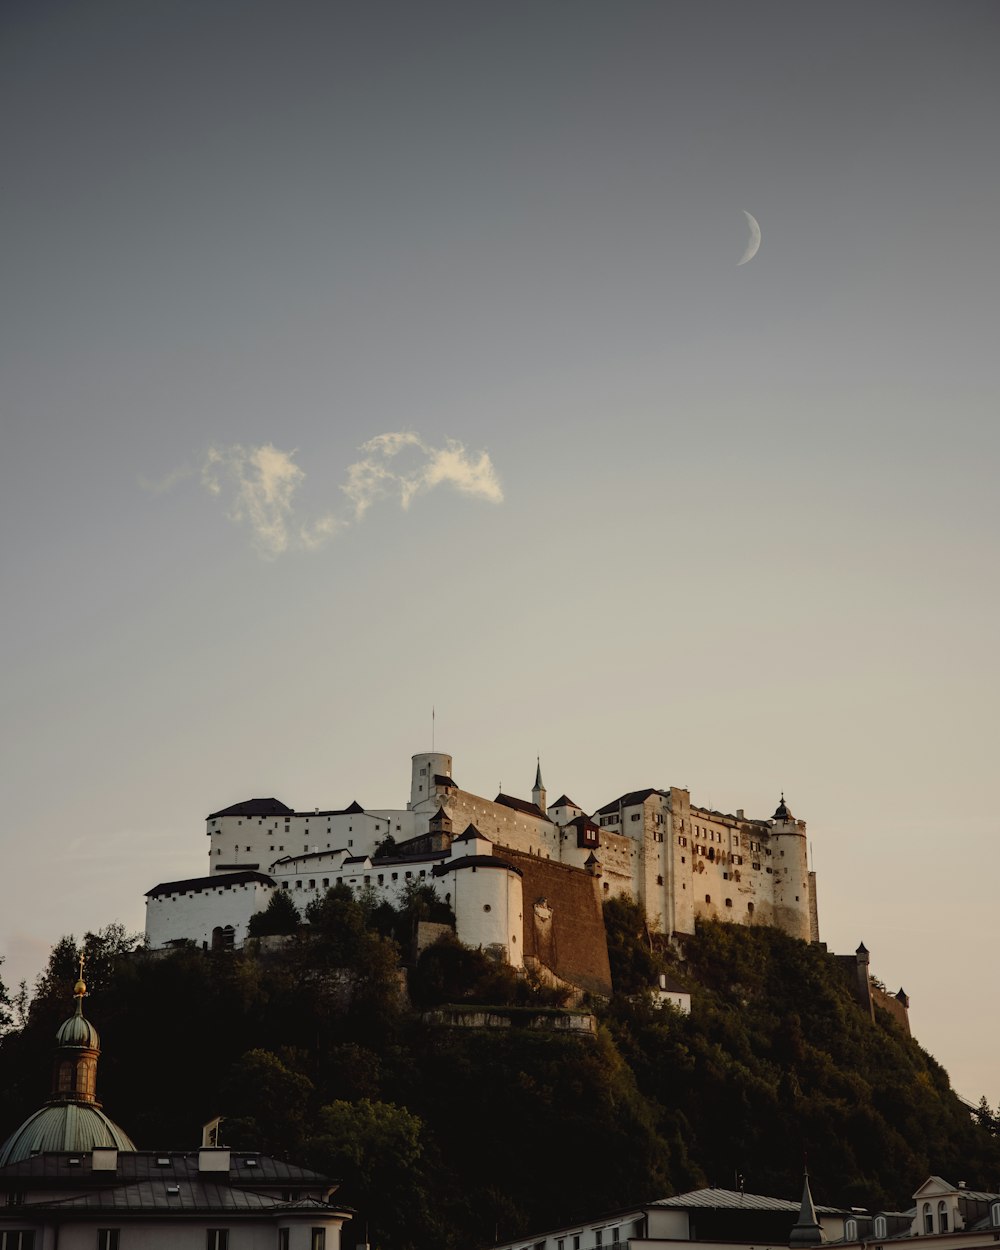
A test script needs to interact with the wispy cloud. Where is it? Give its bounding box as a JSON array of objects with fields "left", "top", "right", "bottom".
[
  {"left": 157, "top": 432, "right": 503, "bottom": 558},
  {"left": 137, "top": 464, "right": 197, "bottom": 495},
  {"left": 343, "top": 431, "right": 504, "bottom": 521}
]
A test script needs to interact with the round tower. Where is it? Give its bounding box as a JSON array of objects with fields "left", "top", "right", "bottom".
[
  {"left": 768, "top": 794, "right": 813, "bottom": 942},
  {"left": 410, "top": 752, "right": 453, "bottom": 808}
]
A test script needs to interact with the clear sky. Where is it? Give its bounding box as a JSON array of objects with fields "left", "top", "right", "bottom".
[{"left": 2, "top": 2, "right": 998, "bottom": 1103}]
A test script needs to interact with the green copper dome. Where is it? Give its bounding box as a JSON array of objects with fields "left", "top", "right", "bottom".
[
  {"left": 0, "top": 1103, "right": 135, "bottom": 1166},
  {"left": 0, "top": 971, "right": 135, "bottom": 1167},
  {"left": 55, "top": 993, "right": 101, "bottom": 1049}
]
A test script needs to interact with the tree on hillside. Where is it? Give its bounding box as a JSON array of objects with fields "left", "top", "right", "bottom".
[
  {"left": 0, "top": 958, "right": 12, "bottom": 1034},
  {"left": 218, "top": 1048, "right": 315, "bottom": 1156},
  {"left": 247, "top": 890, "right": 301, "bottom": 937},
  {"left": 308, "top": 1098, "right": 435, "bottom": 1250},
  {"left": 602, "top": 894, "right": 665, "bottom": 994}
]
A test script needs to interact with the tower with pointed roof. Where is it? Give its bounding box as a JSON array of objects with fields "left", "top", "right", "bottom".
[
  {"left": 0, "top": 967, "right": 135, "bottom": 1166},
  {"left": 789, "top": 1171, "right": 826, "bottom": 1247},
  {"left": 532, "top": 758, "right": 547, "bottom": 816}
]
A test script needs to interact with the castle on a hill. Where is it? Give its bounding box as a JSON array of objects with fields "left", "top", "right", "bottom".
[{"left": 145, "top": 749, "right": 819, "bottom": 991}]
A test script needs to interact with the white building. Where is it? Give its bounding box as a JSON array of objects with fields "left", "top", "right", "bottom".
[
  {"left": 146, "top": 748, "right": 819, "bottom": 961},
  {"left": 490, "top": 1177, "right": 1000, "bottom": 1250}
]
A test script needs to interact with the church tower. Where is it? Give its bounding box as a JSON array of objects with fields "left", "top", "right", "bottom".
[
  {"left": 0, "top": 962, "right": 136, "bottom": 1165},
  {"left": 532, "top": 758, "right": 547, "bottom": 816}
]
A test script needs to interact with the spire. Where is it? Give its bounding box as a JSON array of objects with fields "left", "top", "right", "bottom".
[
  {"left": 789, "top": 1172, "right": 825, "bottom": 1247},
  {"left": 532, "top": 756, "right": 547, "bottom": 816}
]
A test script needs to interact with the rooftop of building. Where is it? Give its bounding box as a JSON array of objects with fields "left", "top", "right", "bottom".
[
  {"left": 208, "top": 799, "right": 367, "bottom": 820},
  {"left": 146, "top": 871, "right": 275, "bottom": 899},
  {"left": 650, "top": 1187, "right": 852, "bottom": 1215},
  {"left": 494, "top": 792, "right": 552, "bottom": 821}
]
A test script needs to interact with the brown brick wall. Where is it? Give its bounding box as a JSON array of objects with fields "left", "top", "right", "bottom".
[{"left": 495, "top": 846, "right": 613, "bottom": 997}]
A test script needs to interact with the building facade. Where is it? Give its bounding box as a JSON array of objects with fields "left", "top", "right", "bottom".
[{"left": 145, "top": 748, "right": 819, "bottom": 966}]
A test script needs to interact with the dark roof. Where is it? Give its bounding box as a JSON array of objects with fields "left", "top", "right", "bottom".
[
  {"left": 650, "top": 1188, "right": 850, "bottom": 1216},
  {"left": 494, "top": 793, "right": 552, "bottom": 821},
  {"left": 594, "top": 788, "right": 667, "bottom": 816},
  {"left": 341, "top": 855, "right": 371, "bottom": 867},
  {"left": 549, "top": 794, "right": 581, "bottom": 809},
  {"left": 366, "top": 850, "right": 450, "bottom": 868},
  {"left": 208, "top": 798, "right": 293, "bottom": 820},
  {"left": 270, "top": 849, "right": 346, "bottom": 867},
  {"left": 0, "top": 1151, "right": 330, "bottom": 1187},
  {"left": 566, "top": 815, "right": 600, "bottom": 831},
  {"left": 207, "top": 799, "right": 371, "bottom": 821},
  {"left": 773, "top": 794, "right": 794, "bottom": 820},
  {"left": 29, "top": 1180, "right": 323, "bottom": 1213},
  {"left": 145, "top": 872, "right": 274, "bottom": 899},
  {"left": 432, "top": 856, "right": 523, "bottom": 878},
  {"left": 433, "top": 775, "right": 456, "bottom": 788},
  {"left": 453, "top": 824, "right": 491, "bottom": 844}
]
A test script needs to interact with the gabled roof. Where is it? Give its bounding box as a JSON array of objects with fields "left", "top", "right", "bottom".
[
  {"left": 208, "top": 798, "right": 293, "bottom": 820},
  {"left": 566, "top": 815, "right": 599, "bottom": 831},
  {"left": 549, "top": 794, "right": 581, "bottom": 809},
  {"left": 432, "top": 856, "right": 522, "bottom": 877},
  {"left": 650, "top": 1187, "right": 849, "bottom": 1215},
  {"left": 494, "top": 793, "right": 552, "bottom": 821},
  {"left": 146, "top": 872, "right": 275, "bottom": 899},
  {"left": 595, "top": 788, "right": 668, "bottom": 816},
  {"left": 454, "top": 824, "right": 491, "bottom": 844}
]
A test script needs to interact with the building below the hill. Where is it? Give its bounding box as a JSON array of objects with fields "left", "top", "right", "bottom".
[
  {"left": 492, "top": 1175, "right": 1000, "bottom": 1250},
  {"left": 0, "top": 986, "right": 351, "bottom": 1249},
  {"left": 0, "top": 1148, "right": 351, "bottom": 1250},
  {"left": 145, "top": 746, "right": 819, "bottom": 989}
]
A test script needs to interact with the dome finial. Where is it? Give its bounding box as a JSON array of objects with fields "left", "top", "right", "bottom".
[{"left": 73, "top": 953, "right": 86, "bottom": 1000}]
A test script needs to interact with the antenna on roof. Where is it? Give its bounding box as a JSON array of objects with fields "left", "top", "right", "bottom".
[{"left": 432, "top": 704, "right": 435, "bottom": 751}]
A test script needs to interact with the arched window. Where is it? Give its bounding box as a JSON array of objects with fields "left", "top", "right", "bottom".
[
  {"left": 923, "top": 1203, "right": 933, "bottom": 1234},
  {"left": 991, "top": 1202, "right": 1000, "bottom": 1228},
  {"left": 874, "top": 1217, "right": 887, "bottom": 1239},
  {"left": 845, "top": 1220, "right": 858, "bottom": 1240},
  {"left": 937, "top": 1202, "right": 948, "bottom": 1233}
]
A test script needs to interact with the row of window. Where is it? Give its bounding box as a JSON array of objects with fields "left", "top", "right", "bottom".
[{"left": 280, "top": 868, "right": 427, "bottom": 892}]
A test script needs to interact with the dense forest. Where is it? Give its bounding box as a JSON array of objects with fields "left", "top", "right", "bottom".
[{"left": 1, "top": 886, "right": 998, "bottom": 1250}]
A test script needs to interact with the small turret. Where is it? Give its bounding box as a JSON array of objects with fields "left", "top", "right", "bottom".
[
  {"left": 789, "top": 1172, "right": 825, "bottom": 1247},
  {"left": 532, "top": 757, "right": 547, "bottom": 816}
]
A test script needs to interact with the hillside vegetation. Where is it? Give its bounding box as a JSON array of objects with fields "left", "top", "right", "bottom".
[{"left": 1, "top": 889, "right": 997, "bottom": 1250}]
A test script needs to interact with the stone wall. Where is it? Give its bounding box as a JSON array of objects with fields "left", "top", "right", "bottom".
[{"left": 494, "top": 847, "right": 613, "bottom": 997}]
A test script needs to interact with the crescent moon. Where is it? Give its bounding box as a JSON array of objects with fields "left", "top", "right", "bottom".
[{"left": 737, "top": 210, "right": 761, "bottom": 266}]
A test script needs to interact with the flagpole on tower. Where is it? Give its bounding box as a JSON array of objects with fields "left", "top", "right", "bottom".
[{"left": 432, "top": 705, "right": 435, "bottom": 751}]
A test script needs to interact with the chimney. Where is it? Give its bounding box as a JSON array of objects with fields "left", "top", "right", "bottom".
[{"left": 199, "top": 1148, "right": 231, "bottom": 1173}]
